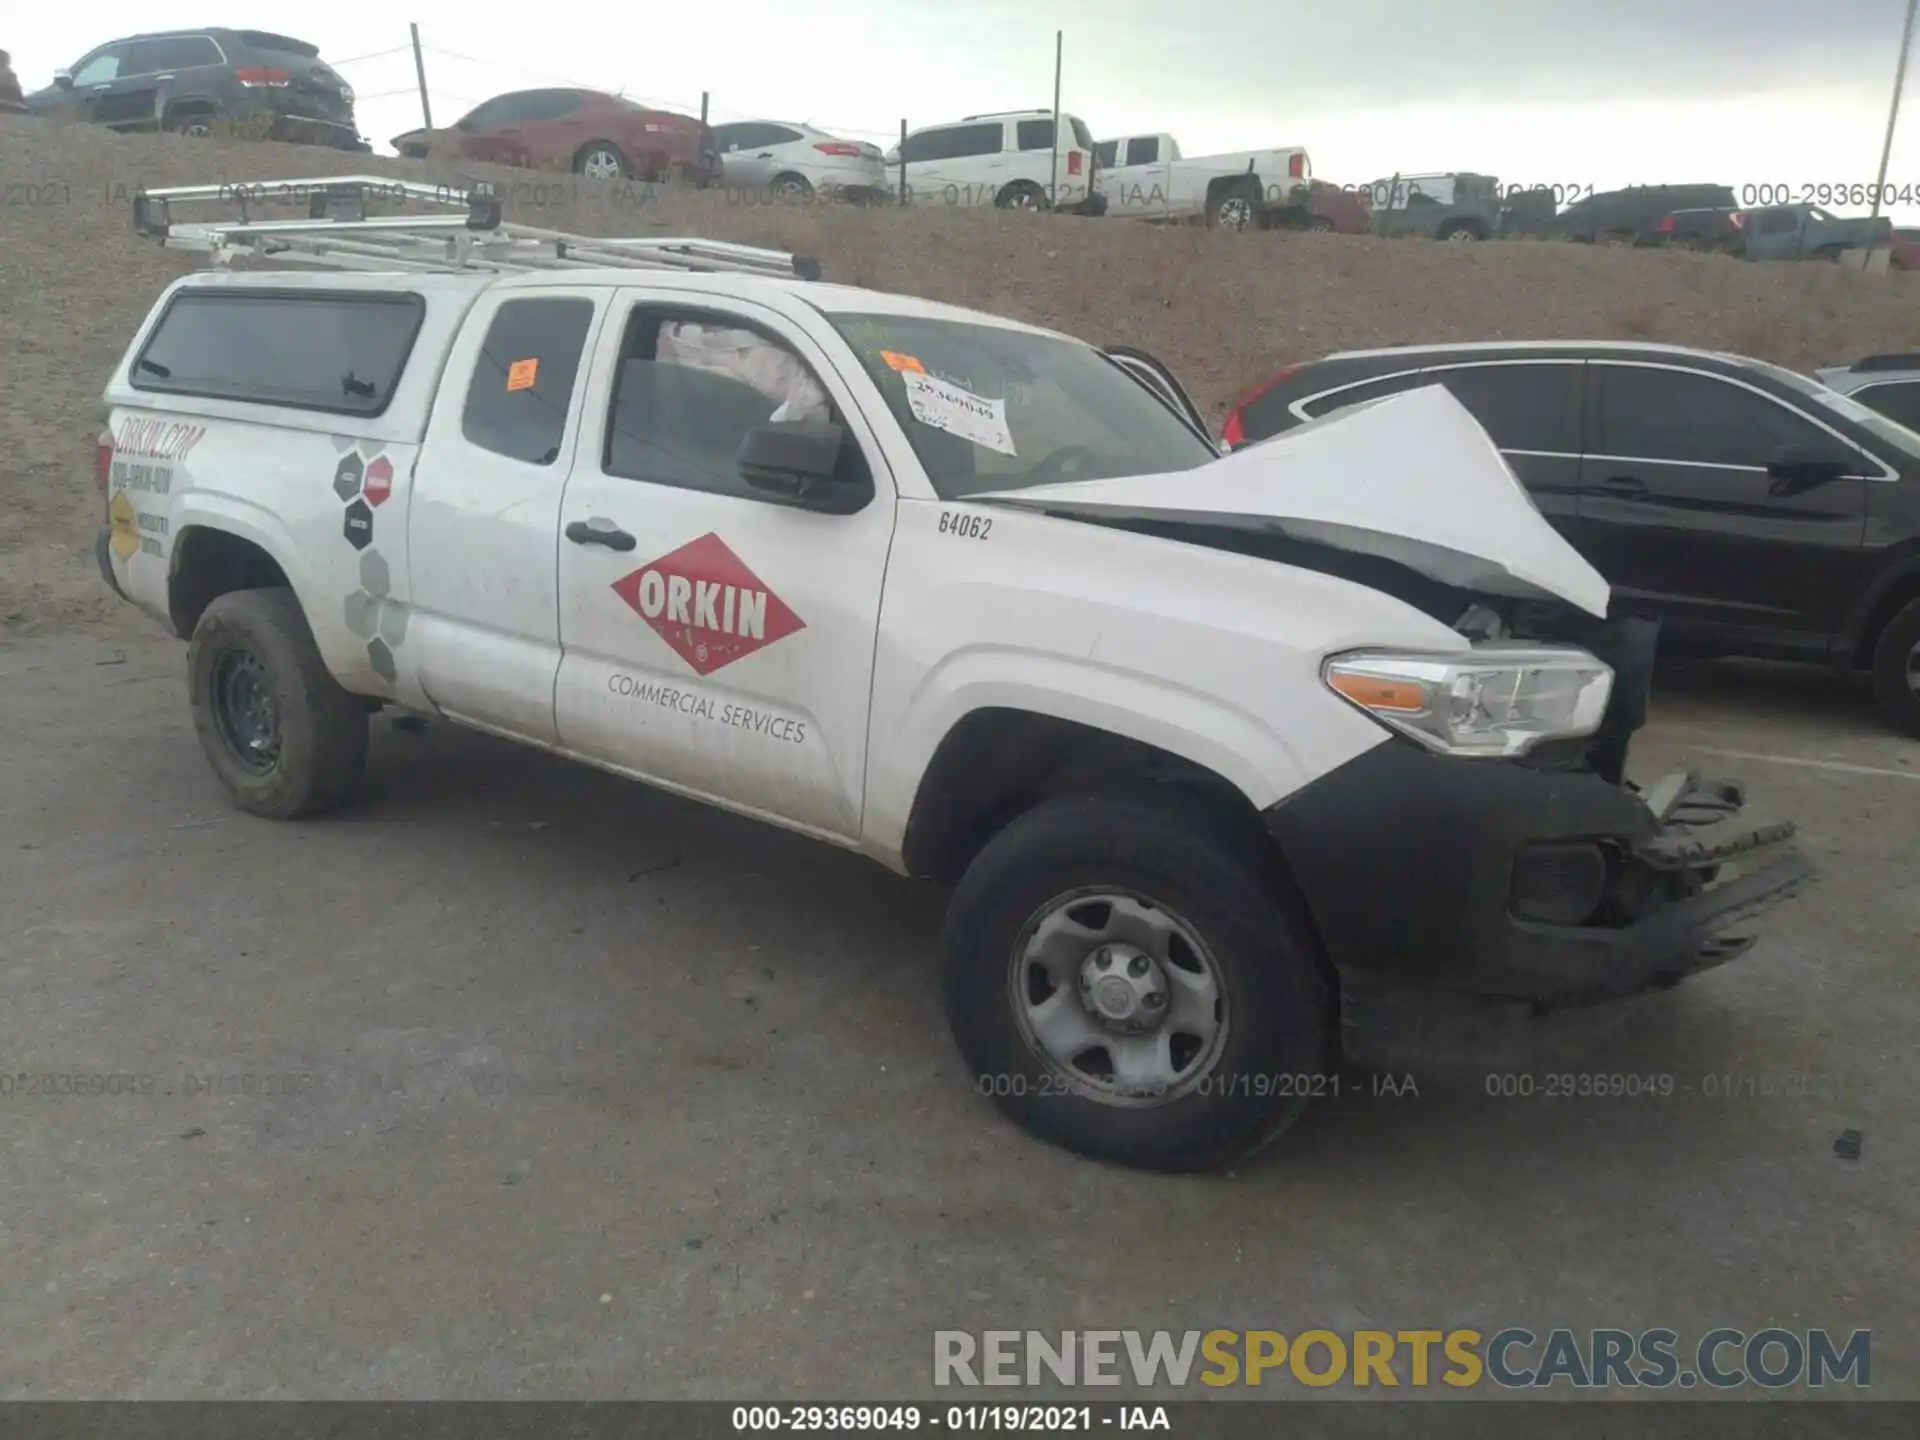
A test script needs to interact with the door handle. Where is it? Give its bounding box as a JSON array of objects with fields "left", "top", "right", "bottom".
[
  {"left": 565, "top": 519, "right": 636, "bottom": 551},
  {"left": 1595, "top": 474, "right": 1649, "bottom": 498}
]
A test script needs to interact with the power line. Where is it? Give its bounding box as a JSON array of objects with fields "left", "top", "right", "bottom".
[{"left": 328, "top": 44, "right": 414, "bottom": 68}]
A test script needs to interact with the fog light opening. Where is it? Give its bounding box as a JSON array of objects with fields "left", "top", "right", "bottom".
[{"left": 1509, "top": 841, "right": 1611, "bottom": 926}]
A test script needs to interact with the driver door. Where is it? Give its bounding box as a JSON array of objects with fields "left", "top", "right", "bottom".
[{"left": 553, "top": 287, "right": 898, "bottom": 840}]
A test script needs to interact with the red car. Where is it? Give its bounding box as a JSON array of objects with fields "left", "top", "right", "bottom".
[
  {"left": 0, "top": 51, "right": 26, "bottom": 114},
  {"left": 392, "top": 87, "right": 718, "bottom": 183},
  {"left": 1891, "top": 229, "right": 1920, "bottom": 272},
  {"left": 1302, "top": 180, "right": 1370, "bottom": 234}
]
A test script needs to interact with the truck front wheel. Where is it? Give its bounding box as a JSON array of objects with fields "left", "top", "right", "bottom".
[
  {"left": 942, "top": 792, "right": 1332, "bottom": 1172},
  {"left": 1870, "top": 596, "right": 1920, "bottom": 736},
  {"left": 187, "top": 588, "right": 369, "bottom": 819}
]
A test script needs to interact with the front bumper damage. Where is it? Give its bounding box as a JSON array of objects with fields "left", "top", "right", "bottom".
[{"left": 1263, "top": 740, "right": 1814, "bottom": 1071}]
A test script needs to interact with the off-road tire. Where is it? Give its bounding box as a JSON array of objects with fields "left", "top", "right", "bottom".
[
  {"left": 1869, "top": 597, "right": 1920, "bottom": 736},
  {"left": 1205, "top": 180, "right": 1262, "bottom": 231},
  {"left": 1439, "top": 220, "right": 1483, "bottom": 242},
  {"left": 942, "top": 791, "right": 1332, "bottom": 1172},
  {"left": 188, "top": 588, "right": 369, "bottom": 820}
]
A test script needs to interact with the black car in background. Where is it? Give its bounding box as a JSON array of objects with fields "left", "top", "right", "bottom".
[
  {"left": 23, "top": 28, "right": 366, "bottom": 150},
  {"left": 1221, "top": 341, "right": 1920, "bottom": 733},
  {"left": 1547, "top": 184, "right": 1738, "bottom": 244}
]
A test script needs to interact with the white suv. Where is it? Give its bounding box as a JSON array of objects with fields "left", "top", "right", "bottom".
[{"left": 887, "top": 110, "right": 1101, "bottom": 212}]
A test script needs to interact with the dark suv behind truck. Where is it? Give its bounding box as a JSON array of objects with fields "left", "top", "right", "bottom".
[
  {"left": 1548, "top": 183, "right": 1738, "bottom": 244},
  {"left": 1220, "top": 340, "right": 1920, "bottom": 734},
  {"left": 24, "top": 29, "right": 366, "bottom": 150}
]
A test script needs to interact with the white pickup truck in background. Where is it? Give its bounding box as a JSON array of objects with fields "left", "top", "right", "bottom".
[{"left": 1093, "top": 133, "right": 1313, "bottom": 229}]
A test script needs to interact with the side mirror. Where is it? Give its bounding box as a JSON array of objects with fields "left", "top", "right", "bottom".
[
  {"left": 53, "top": 69, "right": 73, "bottom": 89},
  {"left": 738, "top": 420, "right": 863, "bottom": 513},
  {"left": 1765, "top": 454, "right": 1851, "bottom": 496}
]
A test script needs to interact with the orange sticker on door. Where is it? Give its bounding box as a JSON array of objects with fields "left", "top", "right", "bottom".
[
  {"left": 880, "top": 350, "right": 926, "bottom": 374},
  {"left": 507, "top": 358, "right": 540, "bottom": 391}
]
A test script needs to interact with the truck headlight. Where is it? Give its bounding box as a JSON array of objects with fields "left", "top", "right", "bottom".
[{"left": 1323, "top": 645, "right": 1613, "bottom": 758}]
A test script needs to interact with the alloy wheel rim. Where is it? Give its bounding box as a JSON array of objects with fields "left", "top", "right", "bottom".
[
  {"left": 583, "top": 150, "right": 621, "bottom": 181},
  {"left": 1008, "top": 888, "right": 1230, "bottom": 1108}
]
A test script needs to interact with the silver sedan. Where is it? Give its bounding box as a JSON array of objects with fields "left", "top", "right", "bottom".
[{"left": 709, "top": 119, "right": 892, "bottom": 203}]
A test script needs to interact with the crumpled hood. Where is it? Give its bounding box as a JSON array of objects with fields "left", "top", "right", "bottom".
[{"left": 972, "top": 383, "right": 1611, "bottom": 618}]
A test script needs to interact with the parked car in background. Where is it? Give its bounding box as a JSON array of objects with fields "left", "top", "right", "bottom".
[
  {"left": 1362, "top": 172, "right": 1508, "bottom": 241},
  {"left": 1814, "top": 353, "right": 1920, "bottom": 431},
  {"left": 1297, "top": 180, "right": 1370, "bottom": 234},
  {"left": 1889, "top": 229, "right": 1920, "bottom": 271},
  {"left": 23, "top": 29, "right": 366, "bottom": 149},
  {"left": 1546, "top": 183, "right": 1737, "bottom": 244},
  {"left": 1220, "top": 340, "right": 1920, "bottom": 733},
  {"left": 708, "top": 119, "right": 888, "bottom": 202},
  {"left": 0, "top": 50, "right": 26, "bottom": 114},
  {"left": 1655, "top": 204, "right": 1890, "bottom": 261},
  {"left": 1092, "top": 133, "right": 1311, "bottom": 229},
  {"left": 391, "top": 89, "right": 717, "bottom": 183},
  {"left": 888, "top": 110, "right": 1100, "bottom": 212}
]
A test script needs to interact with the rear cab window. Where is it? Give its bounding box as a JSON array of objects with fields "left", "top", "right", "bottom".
[
  {"left": 461, "top": 297, "right": 596, "bottom": 464},
  {"left": 129, "top": 288, "right": 425, "bottom": 416},
  {"left": 825, "top": 311, "right": 1214, "bottom": 499}
]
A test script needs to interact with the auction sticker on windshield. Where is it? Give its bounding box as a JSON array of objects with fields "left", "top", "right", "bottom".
[{"left": 903, "top": 371, "right": 1017, "bottom": 457}]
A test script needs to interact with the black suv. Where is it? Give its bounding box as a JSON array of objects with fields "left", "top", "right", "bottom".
[
  {"left": 1221, "top": 341, "right": 1920, "bottom": 732},
  {"left": 23, "top": 29, "right": 366, "bottom": 151},
  {"left": 1547, "top": 184, "right": 1738, "bottom": 244}
]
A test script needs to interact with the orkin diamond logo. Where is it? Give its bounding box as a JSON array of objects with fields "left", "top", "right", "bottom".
[{"left": 610, "top": 532, "right": 805, "bottom": 676}]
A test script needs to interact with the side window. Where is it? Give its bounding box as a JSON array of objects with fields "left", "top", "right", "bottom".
[
  {"left": 945, "top": 122, "right": 1005, "bottom": 159},
  {"left": 70, "top": 46, "right": 128, "bottom": 85},
  {"left": 461, "top": 297, "right": 596, "bottom": 465},
  {"left": 603, "top": 309, "right": 868, "bottom": 502},
  {"left": 520, "top": 92, "right": 581, "bottom": 121},
  {"left": 1754, "top": 208, "right": 1798, "bottom": 235},
  {"left": 458, "top": 96, "right": 509, "bottom": 128},
  {"left": 1094, "top": 141, "right": 1118, "bottom": 168},
  {"left": 130, "top": 290, "right": 425, "bottom": 416},
  {"left": 1015, "top": 118, "right": 1055, "bottom": 151},
  {"left": 1298, "top": 372, "right": 1428, "bottom": 420},
  {"left": 1125, "top": 136, "right": 1159, "bottom": 165},
  {"left": 1850, "top": 381, "right": 1920, "bottom": 432},
  {"left": 139, "top": 36, "right": 223, "bottom": 70},
  {"left": 899, "top": 128, "right": 944, "bottom": 164},
  {"left": 709, "top": 122, "right": 746, "bottom": 151},
  {"left": 1593, "top": 367, "right": 1854, "bottom": 469},
  {"left": 762, "top": 124, "right": 804, "bottom": 146},
  {"left": 1428, "top": 363, "right": 1579, "bottom": 453}
]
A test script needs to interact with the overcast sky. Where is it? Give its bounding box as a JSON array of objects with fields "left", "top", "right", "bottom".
[{"left": 12, "top": 1, "right": 1920, "bottom": 217}]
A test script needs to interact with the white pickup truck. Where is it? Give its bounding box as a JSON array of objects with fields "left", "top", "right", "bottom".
[
  {"left": 95, "top": 176, "right": 1810, "bottom": 1172},
  {"left": 1093, "top": 133, "right": 1313, "bottom": 229}
]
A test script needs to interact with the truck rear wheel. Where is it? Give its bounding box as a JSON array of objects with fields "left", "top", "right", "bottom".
[
  {"left": 187, "top": 588, "right": 369, "bottom": 819},
  {"left": 942, "top": 792, "right": 1332, "bottom": 1172},
  {"left": 1869, "top": 597, "right": 1920, "bottom": 736}
]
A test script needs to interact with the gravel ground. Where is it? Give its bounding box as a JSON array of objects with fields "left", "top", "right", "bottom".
[
  {"left": 0, "top": 629, "right": 1913, "bottom": 1400},
  {"left": 7, "top": 115, "right": 1920, "bottom": 632}
]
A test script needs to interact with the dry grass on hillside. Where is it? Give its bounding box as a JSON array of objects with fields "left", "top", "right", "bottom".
[{"left": 5, "top": 114, "right": 1920, "bottom": 633}]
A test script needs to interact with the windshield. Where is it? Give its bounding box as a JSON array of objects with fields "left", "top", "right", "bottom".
[
  {"left": 826, "top": 312, "right": 1217, "bottom": 498},
  {"left": 1735, "top": 355, "right": 1920, "bottom": 459}
]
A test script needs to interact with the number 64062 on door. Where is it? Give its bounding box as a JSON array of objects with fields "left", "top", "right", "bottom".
[{"left": 938, "top": 511, "right": 992, "bottom": 540}]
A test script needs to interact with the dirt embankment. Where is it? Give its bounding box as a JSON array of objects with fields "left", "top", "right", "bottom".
[{"left": 6, "top": 114, "right": 1920, "bottom": 634}]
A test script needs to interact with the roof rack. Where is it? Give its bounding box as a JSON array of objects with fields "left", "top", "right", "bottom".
[
  {"left": 1850, "top": 352, "right": 1920, "bottom": 372},
  {"left": 130, "top": 175, "right": 824, "bottom": 280}
]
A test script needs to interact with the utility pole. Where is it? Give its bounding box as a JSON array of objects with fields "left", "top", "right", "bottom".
[
  {"left": 1866, "top": 0, "right": 1919, "bottom": 270},
  {"left": 409, "top": 23, "right": 433, "bottom": 131},
  {"left": 1048, "top": 30, "right": 1063, "bottom": 209}
]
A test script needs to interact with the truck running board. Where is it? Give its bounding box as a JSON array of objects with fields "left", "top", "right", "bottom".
[{"left": 129, "top": 175, "right": 824, "bottom": 280}]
